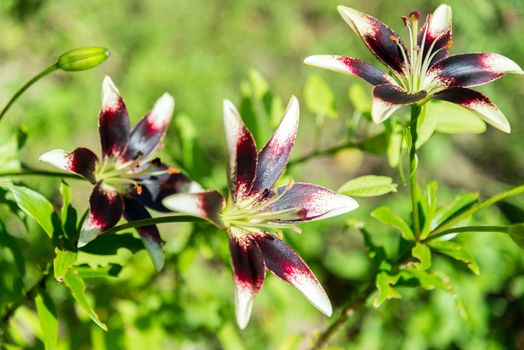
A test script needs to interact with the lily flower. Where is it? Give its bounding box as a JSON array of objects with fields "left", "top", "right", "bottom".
[
  {"left": 162, "top": 97, "right": 358, "bottom": 328},
  {"left": 304, "top": 4, "right": 523, "bottom": 132},
  {"left": 39, "top": 76, "right": 200, "bottom": 271}
]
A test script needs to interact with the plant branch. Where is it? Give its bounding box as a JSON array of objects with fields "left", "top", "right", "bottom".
[
  {"left": 426, "top": 225, "right": 508, "bottom": 242},
  {"left": 287, "top": 139, "right": 360, "bottom": 167},
  {"left": 102, "top": 215, "right": 205, "bottom": 235},
  {"left": 0, "top": 169, "right": 82, "bottom": 179},
  {"left": 430, "top": 184, "right": 524, "bottom": 236},
  {"left": 409, "top": 105, "right": 422, "bottom": 236},
  {"left": 0, "top": 64, "right": 58, "bottom": 122},
  {"left": 311, "top": 283, "right": 374, "bottom": 350}
]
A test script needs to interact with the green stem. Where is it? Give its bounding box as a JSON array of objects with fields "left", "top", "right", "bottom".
[
  {"left": 430, "top": 184, "right": 524, "bottom": 236},
  {"left": 409, "top": 105, "right": 422, "bottom": 236},
  {"left": 102, "top": 215, "right": 205, "bottom": 235},
  {"left": 0, "top": 64, "right": 58, "bottom": 122},
  {"left": 426, "top": 225, "right": 508, "bottom": 242},
  {"left": 0, "top": 169, "right": 81, "bottom": 179},
  {"left": 287, "top": 139, "right": 360, "bottom": 167}
]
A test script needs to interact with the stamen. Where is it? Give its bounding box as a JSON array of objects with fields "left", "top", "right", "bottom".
[
  {"left": 134, "top": 184, "right": 143, "bottom": 195},
  {"left": 409, "top": 11, "right": 420, "bottom": 20},
  {"left": 444, "top": 39, "right": 453, "bottom": 49},
  {"left": 168, "top": 167, "right": 180, "bottom": 174}
]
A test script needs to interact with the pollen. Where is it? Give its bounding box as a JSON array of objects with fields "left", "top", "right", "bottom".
[
  {"left": 168, "top": 167, "right": 180, "bottom": 174},
  {"left": 444, "top": 39, "right": 454, "bottom": 49},
  {"left": 134, "top": 183, "right": 143, "bottom": 195},
  {"left": 390, "top": 35, "right": 399, "bottom": 42}
]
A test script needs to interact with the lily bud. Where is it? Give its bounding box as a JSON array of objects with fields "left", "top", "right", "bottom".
[{"left": 56, "top": 47, "right": 110, "bottom": 71}]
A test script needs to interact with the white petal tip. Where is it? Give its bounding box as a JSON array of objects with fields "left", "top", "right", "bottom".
[
  {"left": 150, "top": 93, "right": 175, "bottom": 128},
  {"left": 38, "top": 149, "right": 68, "bottom": 168},
  {"left": 102, "top": 76, "right": 120, "bottom": 106},
  {"left": 235, "top": 288, "right": 255, "bottom": 330},
  {"left": 77, "top": 226, "right": 99, "bottom": 248}
]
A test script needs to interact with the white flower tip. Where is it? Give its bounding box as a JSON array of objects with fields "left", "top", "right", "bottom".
[
  {"left": 297, "top": 278, "right": 333, "bottom": 317},
  {"left": 102, "top": 75, "right": 120, "bottom": 106},
  {"left": 285, "top": 95, "right": 300, "bottom": 120},
  {"left": 235, "top": 287, "right": 255, "bottom": 330},
  {"left": 77, "top": 226, "right": 99, "bottom": 248},
  {"left": 432, "top": 4, "right": 452, "bottom": 23},
  {"left": 150, "top": 93, "right": 175, "bottom": 128},
  {"left": 161, "top": 193, "right": 187, "bottom": 213},
  {"left": 39, "top": 149, "right": 68, "bottom": 169}
]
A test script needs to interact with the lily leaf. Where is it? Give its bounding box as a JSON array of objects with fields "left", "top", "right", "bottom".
[
  {"left": 429, "top": 240, "right": 480, "bottom": 275},
  {"left": 432, "top": 192, "right": 479, "bottom": 230},
  {"left": 3, "top": 183, "right": 57, "bottom": 239},
  {"left": 304, "top": 74, "right": 337, "bottom": 118},
  {"left": 79, "top": 232, "right": 144, "bottom": 255},
  {"left": 338, "top": 175, "right": 397, "bottom": 197},
  {"left": 412, "top": 242, "right": 432, "bottom": 270},
  {"left": 372, "top": 271, "right": 401, "bottom": 308},
  {"left": 35, "top": 292, "right": 58, "bottom": 350},
  {"left": 75, "top": 264, "right": 123, "bottom": 279},
  {"left": 348, "top": 83, "right": 371, "bottom": 113},
  {"left": 63, "top": 269, "right": 107, "bottom": 331},
  {"left": 508, "top": 223, "right": 524, "bottom": 249},
  {"left": 53, "top": 248, "right": 78, "bottom": 282},
  {"left": 371, "top": 207, "right": 414, "bottom": 241}
]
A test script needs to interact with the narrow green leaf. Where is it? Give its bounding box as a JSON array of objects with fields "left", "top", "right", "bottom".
[
  {"left": 304, "top": 74, "right": 337, "bottom": 118},
  {"left": 338, "top": 175, "right": 397, "bottom": 197},
  {"left": 60, "top": 181, "right": 71, "bottom": 223},
  {"left": 372, "top": 271, "right": 401, "bottom": 308},
  {"left": 3, "top": 183, "right": 56, "bottom": 238},
  {"left": 371, "top": 207, "right": 414, "bottom": 241},
  {"left": 53, "top": 248, "right": 77, "bottom": 282},
  {"left": 432, "top": 192, "right": 479, "bottom": 230},
  {"left": 412, "top": 243, "right": 432, "bottom": 270},
  {"left": 386, "top": 123, "right": 403, "bottom": 167},
  {"left": 421, "top": 181, "right": 438, "bottom": 238},
  {"left": 35, "top": 292, "right": 58, "bottom": 350},
  {"left": 63, "top": 269, "right": 107, "bottom": 331},
  {"left": 508, "top": 223, "right": 524, "bottom": 249},
  {"left": 76, "top": 264, "right": 123, "bottom": 279},
  {"left": 79, "top": 233, "right": 143, "bottom": 255},
  {"left": 429, "top": 240, "right": 480, "bottom": 275}
]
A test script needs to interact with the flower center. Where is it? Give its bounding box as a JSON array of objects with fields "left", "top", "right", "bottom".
[
  {"left": 390, "top": 11, "right": 452, "bottom": 95},
  {"left": 94, "top": 156, "right": 177, "bottom": 194},
  {"left": 221, "top": 182, "right": 303, "bottom": 235}
]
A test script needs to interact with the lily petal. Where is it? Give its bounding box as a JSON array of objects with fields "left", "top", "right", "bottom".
[
  {"left": 418, "top": 4, "right": 452, "bottom": 66},
  {"left": 229, "top": 234, "right": 266, "bottom": 329},
  {"left": 254, "top": 233, "right": 332, "bottom": 316},
  {"left": 433, "top": 87, "right": 510, "bottom": 133},
  {"left": 304, "top": 55, "right": 395, "bottom": 86},
  {"left": 428, "top": 53, "right": 524, "bottom": 89},
  {"left": 268, "top": 182, "right": 358, "bottom": 222},
  {"left": 337, "top": 5, "right": 408, "bottom": 74},
  {"left": 251, "top": 96, "right": 299, "bottom": 194},
  {"left": 138, "top": 164, "right": 203, "bottom": 212},
  {"left": 99, "top": 76, "right": 131, "bottom": 159},
  {"left": 372, "top": 84, "right": 427, "bottom": 123},
  {"left": 125, "top": 93, "right": 175, "bottom": 161},
  {"left": 162, "top": 191, "right": 225, "bottom": 229},
  {"left": 123, "top": 198, "right": 165, "bottom": 271},
  {"left": 78, "top": 183, "right": 124, "bottom": 247},
  {"left": 39, "top": 147, "right": 98, "bottom": 183},
  {"left": 223, "top": 100, "right": 258, "bottom": 201}
]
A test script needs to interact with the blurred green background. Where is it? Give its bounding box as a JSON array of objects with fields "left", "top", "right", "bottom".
[{"left": 1, "top": 0, "right": 524, "bottom": 349}]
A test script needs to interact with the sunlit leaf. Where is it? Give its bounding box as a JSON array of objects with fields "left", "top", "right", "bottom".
[
  {"left": 371, "top": 207, "right": 414, "bottom": 241},
  {"left": 338, "top": 175, "right": 397, "bottom": 197},
  {"left": 63, "top": 269, "right": 107, "bottom": 331},
  {"left": 35, "top": 292, "right": 58, "bottom": 350},
  {"left": 53, "top": 248, "right": 77, "bottom": 282},
  {"left": 508, "top": 223, "right": 524, "bottom": 249},
  {"left": 372, "top": 271, "right": 401, "bottom": 307},
  {"left": 75, "top": 264, "right": 123, "bottom": 279},
  {"left": 432, "top": 192, "right": 479, "bottom": 230},
  {"left": 79, "top": 233, "right": 144, "bottom": 255},
  {"left": 429, "top": 240, "right": 480, "bottom": 275},
  {"left": 412, "top": 243, "right": 432, "bottom": 270},
  {"left": 3, "top": 183, "right": 57, "bottom": 239},
  {"left": 348, "top": 84, "right": 370, "bottom": 112}
]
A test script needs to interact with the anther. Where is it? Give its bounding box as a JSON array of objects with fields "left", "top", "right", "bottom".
[
  {"left": 409, "top": 11, "right": 420, "bottom": 20},
  {"left": 168, "top": 167, "right": 180, "bottom": 174},
  {"left": 390, "top": 35, "right": 399, "bottom": 42},
  {"left": 134, "top": 184, "right": 143, "bottom": 195},
  {"left": 444, "top": 39, "right": 453, "bottom": 49}
]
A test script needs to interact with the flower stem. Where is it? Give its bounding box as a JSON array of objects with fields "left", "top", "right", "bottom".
[
  {"left": 426, "top": 225, "right": 508, "bottom": 242},
  {"left": 0, "top": 64, "right": 58, "bottom": 122},
  {"left": 430, "top": 184, "right": 524, "bottom": 236},
  {"left": 101, "top": 215, "right": 205, "bottom": 236},
  {"left": 0, "top": 169, "right": 81, "bottom": 179},
  {"left": 409, "top": 104, "right": 422, "bottom": 236}
]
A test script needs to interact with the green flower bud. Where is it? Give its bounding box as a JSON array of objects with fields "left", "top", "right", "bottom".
[{"left": 56, "top": 47, "right": 110, "bottom": 71}]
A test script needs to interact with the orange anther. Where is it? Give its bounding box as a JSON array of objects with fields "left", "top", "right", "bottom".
[
  {"left": 168, "top": 167, "right": 180, "bottom": 174},
  {"left": 135, "top": 184, "right": 143, "bottom": 195},
  {"left": 390, "top": 35, "right": 399, "bottom": 42},
  {"left": 444, "top": 39, "right": 454, "bottom": 49}
]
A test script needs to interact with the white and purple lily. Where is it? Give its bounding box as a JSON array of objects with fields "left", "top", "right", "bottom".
[
  {"left": 162, "top": 97, "right": 358, "bottom": 328},
  {"left": 39, "top": 76, "right": 200, "bottom": 271},
  {"left": 305, "top": 4, "right": 523, "bottom": 132}
]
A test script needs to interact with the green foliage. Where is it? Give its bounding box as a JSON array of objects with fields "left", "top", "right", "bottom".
[
  {"left": 35, "top": 292, "right": 58, "bottom": 350},
  {"left": 304, "top": 74, "right": 337, "bottom": 118},
  {"left": 338, "top": 175, "right": 397, "bottom": 197},
  {"left": 371, "top": 207, "right": 414, "bottom": 241}
]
